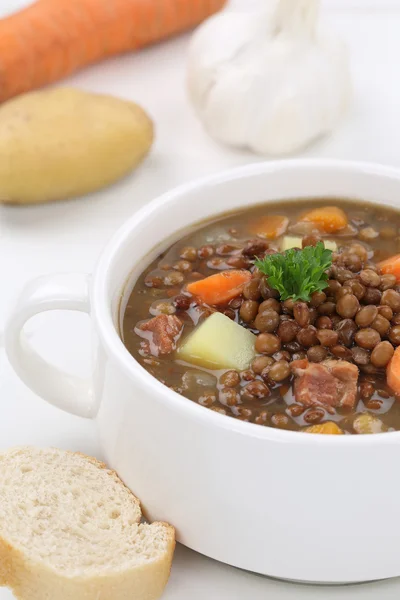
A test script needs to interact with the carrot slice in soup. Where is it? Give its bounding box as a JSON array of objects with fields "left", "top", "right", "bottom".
[
  {"left": 378, "top": 254, "right": 400, "bottom": 281},
  {"left": 186, "top": 270, "right": 251, "bottom": 305},
  {"left": 300, "top": 206, "right": 348, "bottom": 233},
  {"left": 250, "top": 215, "right": 289, "bottom": 239},
  {"left": 304, "top": 422, "right": 343, "bottom": 435},
  {"left": 387, "top": 346, "right": 400, "bottom": 395}
]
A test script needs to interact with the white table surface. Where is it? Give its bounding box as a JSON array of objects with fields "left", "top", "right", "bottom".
[{"left": 2, "top": 1, "right": 400, "bottom": 598}]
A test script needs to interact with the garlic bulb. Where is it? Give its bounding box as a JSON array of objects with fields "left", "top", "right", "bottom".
[{"left": 187, "top": 0, "right": 352, "bottom": 155}]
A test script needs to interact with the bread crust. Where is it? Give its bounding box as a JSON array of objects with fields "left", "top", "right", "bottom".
[{"left": 0, "top": 447, "right": 175, "bottom": 600}]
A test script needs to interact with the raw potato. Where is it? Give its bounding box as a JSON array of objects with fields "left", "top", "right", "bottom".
[
  {"left": 0, "top": 88, "right": 153, "bottom": 204},
  {"left": 178, "top": 312, "right": 256, "bottom": 371}
]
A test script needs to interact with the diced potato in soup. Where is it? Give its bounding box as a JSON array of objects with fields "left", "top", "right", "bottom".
[
  {"left": 353, "top": 414, "right": 386, "bottom": 434},
  {"left": 178, "top": 312, "right": 256, "bottom": 370},
  {"left": 281, "top": 236, "right": 337, "bottom": 252}
]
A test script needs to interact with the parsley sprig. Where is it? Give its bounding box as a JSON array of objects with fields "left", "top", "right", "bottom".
[{"left": 254, "top": 242, "right": 333, "bottom": 302}]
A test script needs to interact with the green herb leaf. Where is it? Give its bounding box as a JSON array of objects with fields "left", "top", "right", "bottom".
[{"left": 254, "top": 242, "right": 333, "bottom": 302}]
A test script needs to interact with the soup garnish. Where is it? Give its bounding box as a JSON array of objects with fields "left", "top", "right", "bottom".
[
  {"left": 254, "top": 242, "right": 332, "bottom": 302},
  {"left": 122, "top": 199, "right": 400, "bottom": 435}
]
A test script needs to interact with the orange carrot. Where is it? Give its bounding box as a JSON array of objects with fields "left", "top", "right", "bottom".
[
  {"left": 304, "top": 422, "right": 343, "bottom": 435},
  {"left": 250, "top": 215, "right": 289, "bottom": 239},
  {"left": 378, "top": 254, "right": 400, "bottom": 280},
  {"left": 0, "top": 0, "right": 227, "bottom": 103},
  {"left": 186, "top": 270, "right": 251, "bottom": 305},
  {"left": 387, "top": 346, "right": 400, "bottom": 395},
  {"left": 300, "top": 206, "right": 348, "bottom": 233}
]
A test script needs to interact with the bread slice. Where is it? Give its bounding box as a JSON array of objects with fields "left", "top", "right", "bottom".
[{"left": 0, "top": 447, "right": 175, "bottom": 600}]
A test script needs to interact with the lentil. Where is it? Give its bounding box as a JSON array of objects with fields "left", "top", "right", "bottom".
[
  {"left": 307, "top": 346, "right": 328, "bottom": 362},
  {"left": 254, "top": 310, "right": 280, "bottom": 333},
  {"left": 251, "top": 356, "right": 274, "bottom": 374},
  {"left": 355, "top": 328, "right": 381, "bottom": 350},
  {"left": 355, "top": 305, "right": 378, "bottom": 328},
  {"left": 255, "top": 333, "right": 281, "bottom": 355},
  {"left": 371, "top": 341, "right": 394, "bottom": 368},
  {"left": 296, "top": 326, "right": 319, "bottom": 348}
]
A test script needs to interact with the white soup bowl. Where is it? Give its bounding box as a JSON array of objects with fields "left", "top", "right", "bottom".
[{"left": 5, "top": 160, "right": 400, "bottom": 584}]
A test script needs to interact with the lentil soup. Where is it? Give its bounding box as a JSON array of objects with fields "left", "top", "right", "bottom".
[{"left": 122, "top": 199, "right": 400, "bottom": 435}]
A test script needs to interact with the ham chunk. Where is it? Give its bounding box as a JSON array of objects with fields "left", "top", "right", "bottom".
[
  {"left": 136, "top": 315, "right": 183, "bottom": 356},
  {"left": 291, "top": 359, "right": 359, "bottom": 411}
]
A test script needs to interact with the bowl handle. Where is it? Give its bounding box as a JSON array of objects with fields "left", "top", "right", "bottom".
[{"left": 4, "top": 273, "right": 95, "bottom": 419}]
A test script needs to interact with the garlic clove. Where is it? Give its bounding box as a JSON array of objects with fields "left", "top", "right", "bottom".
[{"left": 188, "top": 12, "right": 259, "bottom": 114}]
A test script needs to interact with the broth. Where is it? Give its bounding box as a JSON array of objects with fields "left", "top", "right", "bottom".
[{"left": 122, "top": 199, "right": 400, "bottom": 435}]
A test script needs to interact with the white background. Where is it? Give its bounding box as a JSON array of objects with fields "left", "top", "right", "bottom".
[{"left": 2, "top": 1, "right": 400, "bottom": 598}]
